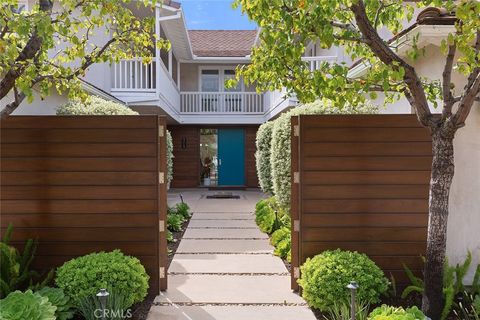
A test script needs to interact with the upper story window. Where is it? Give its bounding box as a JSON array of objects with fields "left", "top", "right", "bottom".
[
  {"left": 200, "top": 68, "right": 243, "bottom": 92},
  {"left": 201, "top": 70, "right": 220, "bottom": 92}
]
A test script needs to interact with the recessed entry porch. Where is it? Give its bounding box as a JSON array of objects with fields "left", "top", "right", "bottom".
[{"left": 169, "top": 126, "right": 259, "bottom": 189}]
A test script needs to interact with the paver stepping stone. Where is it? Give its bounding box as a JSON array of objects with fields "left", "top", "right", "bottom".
[
  {"left": 169, "top": 254, "right": 287, "bottom": 274},
  {"left": 191, "top": 213, "right": 254, "bottom": 220},
  {"left": 194, "top": 201, "right": 255, "bottom": 213},
  {"left": 147, "top": 305, "right": 315, "bottom": 320},
  {"left": 188, "top": 219, "right": 257, "bottom": 228},
  {"left": 182, "top": 228, "right": 268, "bottom": 239},
  {"left": 155, "top": 275, "right": 305, "bottom": 304},
  {"left": 176, "top": 239, "right": 273, "bottom": 254}
]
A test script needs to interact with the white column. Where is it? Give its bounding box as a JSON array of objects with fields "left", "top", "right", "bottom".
[
  {"left": 168, "top": 49, "right": 173, "bottom": 77},
  {"left": 177, "top": 60, "right": 181, "bottom": 90},
  {"left": 155, "top": 6, "right": 161, "bottom": 96}
]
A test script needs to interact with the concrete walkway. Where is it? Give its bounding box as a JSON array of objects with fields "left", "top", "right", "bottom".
[{"left": 147, "top": 189, "right": 316, "bottom": 320}]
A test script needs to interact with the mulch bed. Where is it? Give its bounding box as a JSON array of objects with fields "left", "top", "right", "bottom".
[{"left": 131, "top": 215, "right": 192, "bottom": 320}]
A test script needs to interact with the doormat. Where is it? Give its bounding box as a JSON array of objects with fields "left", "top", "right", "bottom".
[{"left": 206, "top": 192, "right": 240, "bottom": 199}]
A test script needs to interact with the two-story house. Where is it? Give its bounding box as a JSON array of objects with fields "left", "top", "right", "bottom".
[{"left": 2, "top": 0, "right": 299, "bottom": 189}]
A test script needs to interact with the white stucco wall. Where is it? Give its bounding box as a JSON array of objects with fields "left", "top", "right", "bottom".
[{"left": 376, "top": 45, "right": 480, "bottom": 280}]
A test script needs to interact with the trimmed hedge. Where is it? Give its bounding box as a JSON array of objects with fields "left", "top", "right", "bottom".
[
  {"left": 270, "top": 100, "right": 377, "bottom": 208},
  {"left": 255, "top": 121, "right": 275, "bottom": 194},
  {"left": 298, "top": 249, "right": 389, "bottom": 311}
]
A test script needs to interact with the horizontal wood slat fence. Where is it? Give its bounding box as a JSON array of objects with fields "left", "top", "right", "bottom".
[
  {"left": 290, "top": 115, "right": 432, "bottom": 290},
  {"left": 0, "top": 116, "right": 168, "bottom": 293}
]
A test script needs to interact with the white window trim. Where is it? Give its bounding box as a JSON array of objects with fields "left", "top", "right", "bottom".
[{"left": 198, "top": 66, "right": 245, "bottom": 92}]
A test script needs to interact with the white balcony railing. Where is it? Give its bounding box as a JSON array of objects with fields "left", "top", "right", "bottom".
[
  {"left": 112, "top": 58, "right": 156, "bottom": 92},
  {"left": 180, "top": 92, "right": 264, "bottom": 114},
  {"left": 302, "top": 55, "right": 337, "bottom": 71}
]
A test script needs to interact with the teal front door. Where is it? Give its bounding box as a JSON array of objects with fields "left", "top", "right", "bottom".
[{"left": 218, "top": 128, "right": 245, "bottom": 186}]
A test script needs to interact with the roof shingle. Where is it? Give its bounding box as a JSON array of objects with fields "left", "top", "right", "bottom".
[{"left": 188, "top": 30, "right": 257, "bottom": 57}]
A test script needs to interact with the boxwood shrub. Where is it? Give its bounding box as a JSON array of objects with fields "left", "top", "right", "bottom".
[
  {"left": 271, "top": 227, "right": 291, "bottom": 261},
  {"left": 270, "top": 100, "right": 377, "bottom": 208},
  {"left": 298, "top": 249, "right": 389, "bottom": 311},
  {"left": 255, "top": 121, "right": 274, "bottom": 194},
  {"left": 55, "top": 250, "right": 149, "bottom": 307}
]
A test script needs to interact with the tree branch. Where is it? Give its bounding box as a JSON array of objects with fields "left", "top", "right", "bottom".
[
  {"left": 350, "top": 0, "right": 433, "bottom": 127},
  {"left": 450, "top": 30, "right": 480, "bottom": 127},
  {"left": 0, "top": 0, "right": 53, "bottom": 100},
  {"left": 441, "top": 42, "right": 457, "bottom": 119}
]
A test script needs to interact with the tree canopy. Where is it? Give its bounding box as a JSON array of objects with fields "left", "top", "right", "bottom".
[
  {"left": 0, "top": 0, "right": 169, "bottom": 116},
  {"left": 234, "top": 0, "right": 479, "bottom": 130}
]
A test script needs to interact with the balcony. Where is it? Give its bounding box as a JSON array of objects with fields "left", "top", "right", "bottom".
[
  {"left": 112, "top": 58, "right": 156, "bottom": 92},
  {"left": 180, "top": 92, "right": 264, "bottom": 114}
]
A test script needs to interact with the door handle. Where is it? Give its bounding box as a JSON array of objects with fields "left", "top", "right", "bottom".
[{"left": 219, "top": 159, "right": 222, "bottom": 166}]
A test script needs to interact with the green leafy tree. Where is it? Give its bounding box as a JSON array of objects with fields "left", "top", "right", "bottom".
[
  {"left": 234, "top": 0, "right": 480, "bottom": 318},
  {"left": 0, "top": 0, "right": 169, "bottom": 117}
]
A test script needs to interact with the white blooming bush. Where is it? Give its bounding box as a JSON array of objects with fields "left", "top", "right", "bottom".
[
  {"left": 255, "top": 121, "right": 274, "bottom": 194},
  {"left": 56, "top": 96, "right": 138, "bottom": 115},
  {"left": 270, "top": 100, "right": 378, "bottom": 208}
]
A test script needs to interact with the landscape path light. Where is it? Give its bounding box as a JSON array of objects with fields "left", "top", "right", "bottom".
[
  {"left": 96, "top": 288, "right": 109, "bottom": 320},
  {"left": 347, "top": 281, "right": 359, "bottom": 320}
]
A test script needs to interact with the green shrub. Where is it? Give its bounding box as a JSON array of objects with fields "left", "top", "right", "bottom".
[
  {"left": 271, "top": 227, "right": 291, "bottom": 260},
  {"left": 255, "top": 121, "right": 274, "bottom": 194},
  {"left": 55, "top": 250, "right": 149, "bottom": 307},
  {"left": 0, "top": 224, "right": 52, "bottom": 298},
  {"left": 298, "top": 249, "right": 389, "bottom": 311},
  {"left": 167, "top": 213, "right": 185, "bottom": 232},
  {"left": 78, "top": 288, "right": 130, "bottom": 320},
  {"left": 255, "top": 198, "right": 270, "bottom": 211},
  {"left": 255, "top": 205, "right": 278, "bottom": 234},
  {"left": 0, "top": 290, "right": 56, "bottom": 320},
  {"left": 368, "top": 305, "right": 426, "bottom": 320},
  {"left": 36, "top": 287, "right": 75, "bottom": 320},
  {"left": 166, "top": 230, "right": 174, "bottom": 243},
  {"left": 56, "top": 96, "right": 138, "bottom": 115},
  {"left": 270, "top": 100, "right": 377, "bottom": 208},
  {"left": 175, "top": 202, "right": 191, "bottom": 219},
  {"left": 271, "top": 227, "right": 290, "bottom": 247},
  {"left": 166, "top": 130, "right": 174, "bottom": 185}
]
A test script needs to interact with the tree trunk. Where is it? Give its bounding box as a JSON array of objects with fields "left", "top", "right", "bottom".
[{"left": 422, "top": 126, "right": 455, "bottom": 319}]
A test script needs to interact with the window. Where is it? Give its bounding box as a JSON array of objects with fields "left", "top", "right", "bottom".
[
  {"left": 199, "top": 68, "right": 243, "bottom": 92},
  {"left": 201, "top": 70, "right": 219, "bottom": 92}
]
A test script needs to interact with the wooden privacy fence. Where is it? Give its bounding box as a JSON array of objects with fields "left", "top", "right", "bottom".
[
  {"left": 290, "top": 114, "right": 432, "bottom": 290},
  {"left": 0, "top": 116, "right": 168, "bottom": 293}
]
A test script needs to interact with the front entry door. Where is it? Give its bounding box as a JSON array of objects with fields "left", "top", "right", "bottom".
[{"left": 218, "top": 128, "right": 245, "bottom": 186}]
